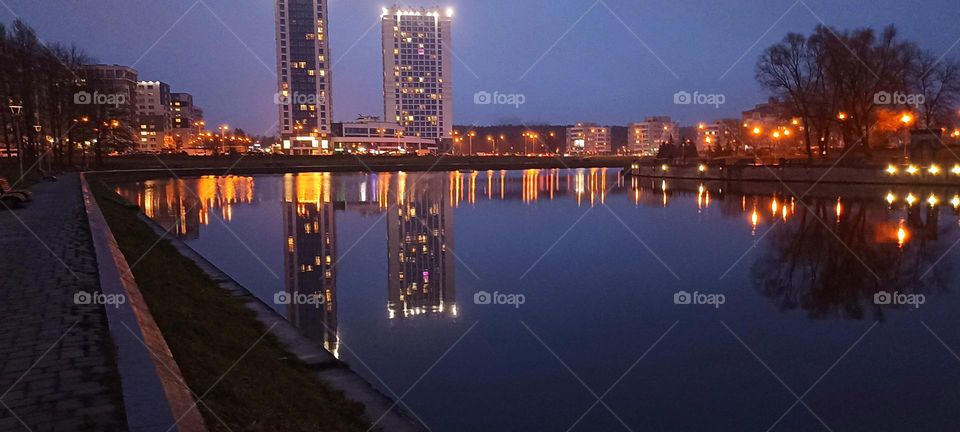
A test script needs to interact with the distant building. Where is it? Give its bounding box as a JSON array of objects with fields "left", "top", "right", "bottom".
[
  {"left": 274, "top": 0, "right": 334, "bottom": 154},
  {"left": 696, "top": 120, "right": 739, "bottom": 152},
  {"left": 627, "top": 117, "right": 678, "bottom": 155},
  {"left": 136, "top": 81, "right": 173, "bottom": 152},
  {"left": 170, "top": 92, "right": 204, "bottom": 149},
  {"left": 78, "top": 64, "right": 139, "bottom": 137},
  {"left": 566, "top": 123, "right": 610, "bottom": 154},
  {"left": 742, "top": 99, "right": 789, "bottom": 151},
  {"left": 381, "top": 6, "right": 454, "bottom": 151},
  {"left": 332, "top": 115, "right": 434, "bottom": 154}
]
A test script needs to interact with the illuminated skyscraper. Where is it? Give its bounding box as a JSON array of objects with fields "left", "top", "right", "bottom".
[
  {"left": 381, "top": 6, "right": 454, "bottom": 150},
  {"left": 386, "top": 173, "right": 456, "bottom": 319},
  {"left": 275, "top": 0, "right": 333, "bottom": 154}
]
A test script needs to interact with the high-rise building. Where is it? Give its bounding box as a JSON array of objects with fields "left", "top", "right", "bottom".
[
  {"left": 136, "top": 81, "right": 172, "bottom": 152},
  {"left": 275, "top": 0, "right": 334, "bottom": 154},
  {"left": 627, "top": 116, "right": 679, "bottom": 156},
  {"left": 381, "top": 6, "right": 454, "bottom": 151},
  {"left": 566, "top": 123, "right": 610, "bottom": 154}
]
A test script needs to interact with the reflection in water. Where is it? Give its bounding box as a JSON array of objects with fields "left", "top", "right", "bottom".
[
  {"left": 118, "top": 175, "right": 256, "bottom": 239},
  {"left": 115, "top": 169, "right": 960, "bottom": 326},
  {"left": 387, "top": 173, "right": 456, "bottom": 320},
  {"left": 282, "top": 173, "right": 339, "bottom": 356},
  {"left": 626, "top": 177, "right": 959, "bottom": 320}
]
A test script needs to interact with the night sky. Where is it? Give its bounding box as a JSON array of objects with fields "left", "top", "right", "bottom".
[{"left": 2, "top": 0, "right": 957, "bottom": 134}]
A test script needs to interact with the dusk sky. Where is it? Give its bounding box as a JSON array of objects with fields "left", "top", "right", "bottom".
[{"left": 3, "top": 0, "right": 957, "bottom": 134}]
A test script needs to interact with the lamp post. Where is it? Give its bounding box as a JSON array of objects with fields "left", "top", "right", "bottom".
[
  {"left": 218, "top": 124, "right": 229, "bottom": 154},
  {"left": 8, "top": 101, "right": 23, "bottom": 178},
  {"left": 468, "top": 131, "right": 476, "bottom": 155},
  {"left": 33, "top": 123, "right": 42, "bottom": 173},
  {"left": 900, "top": 113, "right": 913, "bottom": 161}
]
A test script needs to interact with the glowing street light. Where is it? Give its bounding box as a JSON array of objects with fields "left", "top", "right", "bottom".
[{"left": 906, "top": 193, "right": 917, "bottom": 206}]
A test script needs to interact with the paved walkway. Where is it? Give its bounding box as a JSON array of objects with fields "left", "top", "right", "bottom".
[{"left": 0, "top": 174, "right": 126, "bottom": 431}]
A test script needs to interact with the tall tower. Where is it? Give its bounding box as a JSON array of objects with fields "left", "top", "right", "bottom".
[
  {"left": 275, "top": 0, "right": 333, "bottom": 154},
  {"left": 381, "top": 6, "right": 454, "bottom": 150}
]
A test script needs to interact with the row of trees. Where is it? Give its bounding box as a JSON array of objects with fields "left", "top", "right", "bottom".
[
  {"left": 756, "top": 24, "right": 960, "bottom": 158},
  {"left": 1, "top": 19, "right": 135, "bottom": 171}
]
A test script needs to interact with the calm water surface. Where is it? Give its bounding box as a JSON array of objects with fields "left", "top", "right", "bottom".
[{"left": 115, "top": 169, "right": 960, "bottom": 431}]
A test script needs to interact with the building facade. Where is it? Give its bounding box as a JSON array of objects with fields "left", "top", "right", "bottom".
[
  {"left": 696, "top": 120, "right": 739, "bottom": 152},
  {"left": 332, "top": 115, "right": 435, "bottom": 154},
  {"left": 275, "top": 0, "right": 334, "bottom": 154},
  {"left": 627, "top": 116, "right": 679, "bottom": 156},
  {"left": 566, "top": 123, "right": 610, "bottom": 154},
  {"left": 381, "top": 6, "right": 454, "bottom": 150},
  {"left": 170, "top": 92, "right": 204, "bottom": 149},
  {"left": 136, "top": 81, "right": 172, "bottom": 152},
  {"left": 78, "top": 65, "right": 139, "bottom": 147}
]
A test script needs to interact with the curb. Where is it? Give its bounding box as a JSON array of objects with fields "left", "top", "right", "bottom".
[{"left": 80, "top": 174, "right": 208, "bottom": 432}]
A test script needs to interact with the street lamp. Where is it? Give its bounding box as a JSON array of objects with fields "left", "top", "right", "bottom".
[
  {"left": 900, "top": 113, "right": 914, "bottom": 160},
  {"left": 8, "top": 101, "right": 24, "bottom": 178},
  {"left": 468, "top": 131, "right": 476, "bottom": 155}
]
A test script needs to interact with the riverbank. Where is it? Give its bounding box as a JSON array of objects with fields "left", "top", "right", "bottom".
[
  {"left": 88, "top": 179, "right": 374, "bottom": 431},
  {"left": 627, "top": 161, "right": 960, "bottom": 186}
]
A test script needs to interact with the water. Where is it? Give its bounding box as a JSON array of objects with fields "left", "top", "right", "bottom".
[{"left": 114, "top": 169, "right": 960, "bottom": 431}]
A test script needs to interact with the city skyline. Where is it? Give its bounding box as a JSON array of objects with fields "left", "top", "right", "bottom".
[{"left": 1, "top": 0, "right": 957, "bottom": 134}]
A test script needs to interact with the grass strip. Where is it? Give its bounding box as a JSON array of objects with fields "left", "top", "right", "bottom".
[{"left": 90, "top": 179, "right": 371, "bottom": 432}]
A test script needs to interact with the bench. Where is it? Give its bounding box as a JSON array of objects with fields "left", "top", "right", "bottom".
[{"left": 0, "top": 177, "right": 31, "bottom": 206}]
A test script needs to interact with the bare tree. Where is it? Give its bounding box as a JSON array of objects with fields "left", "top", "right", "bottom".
[
  {"left": 908, "top": 49, "right": 960, "bottom": 129},
  {"left": 757, "top": 33, "right": 821, "bottom": 159},
  {"left": 758, "top": 25, "right": 918, "bottom": 158}
]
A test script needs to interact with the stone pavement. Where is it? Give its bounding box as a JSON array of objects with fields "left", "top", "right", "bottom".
[{"left": 0, "top": 174, "right": 126, "bottom": 431}]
